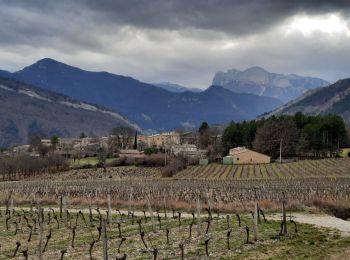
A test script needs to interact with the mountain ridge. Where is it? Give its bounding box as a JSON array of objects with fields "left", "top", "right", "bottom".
[
  {"left": 212, "top": 66, "right": 329, "bottom": 102},
  {"left": 0, "top": 77, "right": 138, "bottom": 147},
  {"left": 5, "top": 58, "right": 282, "bottom": 131},
  {"left": 261, "top": 78, "right": 350, "bottom": 125}
]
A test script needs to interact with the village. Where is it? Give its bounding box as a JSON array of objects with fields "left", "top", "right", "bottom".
[{"left": 4, "top": 126, "right": 271, "bottom": 169}]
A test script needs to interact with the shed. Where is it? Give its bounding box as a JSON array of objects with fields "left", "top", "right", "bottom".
[
  {"left": 199, "top": 158, "right": 209, "bottom": 165},
  {"left": 222, "top": 156, "right": 234, "bottom": 165}
]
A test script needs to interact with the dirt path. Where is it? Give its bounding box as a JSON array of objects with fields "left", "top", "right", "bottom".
[{"left": 269, "top": 212, "right": 350, "bottom": 236}]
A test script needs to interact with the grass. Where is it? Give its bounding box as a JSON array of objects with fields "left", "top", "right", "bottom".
[
  {"left": 340, "top": 148, "right": 350, "bottom": 158},
  {"left": 69, "top": 157, "right": 117, "bottom": 167}
]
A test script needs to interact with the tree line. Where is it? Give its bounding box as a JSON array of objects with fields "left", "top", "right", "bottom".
[
  {"left": 0, "top": 154, "right": 68, "bottom": 180},
  {"left": 221, "top": 113, "right": 349, "bottom": 158}
]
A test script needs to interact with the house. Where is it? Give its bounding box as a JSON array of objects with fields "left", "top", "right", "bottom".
[
  {"left": 146, "top": 132, "right": 181, "bottom": 149},
  {"left": 72, "top": 138, "right": 102, "bottom": 157},
  {"left": 119, "top": 149, "right": 145, "bottom": 158},
  {"left": 40, "top": 137, "right": 107, "bottom": 158},
  {"left": 136, "top": 134, "right": 150, "bottom": 150},
  {"left": 137, "top": 131, "right": 198, "bottom": 150},
  {"left": 171, "top": 144, "right": 207, "bottom": 158},
  {"left": 179, "top": 132, "right": 197, "bottom": 145},
  {"left": 171, "top": 144, "right": 198, "bottom": 155},
  {"left": 12, "top": 144, "right": 31, "bottom": 153},
  {"left": 229, "top": 147, "right": 270, "bottom": 164}
]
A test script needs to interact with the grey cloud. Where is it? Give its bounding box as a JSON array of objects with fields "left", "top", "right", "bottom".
[
  {"left": 0, "top": 0, "right": 350, "bottom": 88},
  {"left": 4, "top": 0, "right": 350, "bottom": 36},
  {"left": 76, "top": 0, "right": 350, "bottom": 35}
]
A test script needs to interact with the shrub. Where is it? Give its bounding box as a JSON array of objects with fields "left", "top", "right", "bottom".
[
  {"left": 144, "top": 147, "right": 159, "bottom": 155},
  {"left": 106, "top": 154, "right": 165, "bottom": 167},
  {"left": 125, "top": 157, "right": 144, "bottom": 166},
  {"left": 144, "top": 154, "right": 165, "bottom": 167},
  {"left": 81, "top": 164, "right": 93, "bottom": 169},
  {"left": 161, "top": 156, "right": 187, "bottom": 178},
  {"left": 161, "top": 166, "right": 176, "bottom": 177}
]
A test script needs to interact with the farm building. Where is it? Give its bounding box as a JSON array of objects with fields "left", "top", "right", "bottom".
[
  {"left": 171, "top": 144, "right": 197, "bottom": 155},
  {"left": 171, "top": 144, "right": 207, "bottom": 159},
  {"left": 222, "top": 156, "right": 234, "bottom": 165},
  {"left": 229, "top": 147, "right": 271, "bottom": 164}
]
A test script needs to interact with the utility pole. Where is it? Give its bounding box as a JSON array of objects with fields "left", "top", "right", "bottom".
[
  {"left": 279, "top": 139, "right": 282, "bottom": 163},
  {"left": 164, "top": 143, "right": 167, "bottom": 166}
]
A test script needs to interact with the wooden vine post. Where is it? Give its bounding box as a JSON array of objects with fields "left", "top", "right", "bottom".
[
  {"left": 146, "top": 197, "right": 155, "bottom": 231},
  {"left": 59, "top": 196, "right": 63, "bottom": 219},
  {"left": 102, "top": 219, "right": 108, "bottom": 260},
  {"left": 253, "top": 201, "right": 258, "bottom": 241},
  {"left": 107, "top": 194, "right": 112, "bottom": 225},
  {"left": 196, "top": 194, "right": 201, "bottom": 236},
  {"left": 38, "top": 207, "right": 44, "bottom": 260},
  {"left": 282, "top": 192, "right": 287, "bottom": 235}
]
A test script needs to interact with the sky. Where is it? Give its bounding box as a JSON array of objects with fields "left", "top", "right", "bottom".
[{"left": 0, "top": 0, "right": 350, "bottom": 89}]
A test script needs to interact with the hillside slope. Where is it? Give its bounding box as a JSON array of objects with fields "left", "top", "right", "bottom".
[
  {"left": 0, "top": 77, "right": 137, "bottom": 147},
  {"left": 213, "top": 66, "right": 329, "bottom": 102},
  {"left": 8, "top": 58, "right": 282, "bottom": 130},
  {"left": 262, "top": 78, "right": 350, "bottom": 124}
]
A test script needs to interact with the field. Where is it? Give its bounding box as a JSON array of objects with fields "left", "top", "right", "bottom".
[
  {"left": 175, "top": 158, "right": 350, "bottom": 180},
  {"left": 0, "top": 158, "right": 350, "bottom": 259}
]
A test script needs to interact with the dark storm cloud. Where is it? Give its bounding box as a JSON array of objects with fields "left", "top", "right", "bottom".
[
  {"left": 69, "top": 0, "right": 350, "bottom": 35},
  {"left": 3, "top": 0, "right": 350, "bottom": 36}
]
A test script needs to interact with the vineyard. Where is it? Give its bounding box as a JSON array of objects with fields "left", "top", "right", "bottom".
[
  {"left": 0, "top": 198, "right": 350, "bottom": 259},
  {"left": 0, "top": 158, "right": 350, "bottom": 258},
  {"left": 174, "top": 158, "right": 350, "bottom": 180}
]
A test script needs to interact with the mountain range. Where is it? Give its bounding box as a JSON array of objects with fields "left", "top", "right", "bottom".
[
  {"left": 0, "top": 77, "right": 137, "bottom": 147},
  {"left": 1, "top": 58, "right": 282, "bottom": 132},
  {"left": 262, "top": 78, "right": 350, "bottom": 125},
  {"left": 212, "top": 66, "right": 329, "bottom": 102}
]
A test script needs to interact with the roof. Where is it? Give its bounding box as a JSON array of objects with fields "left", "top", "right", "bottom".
[
  {"left": 229, "top": 147, "right": 270, "bottom": 158},
  {"left": 120, "top": 149, "right": 144, "bottom": 154},
  {"left": 229, "top": 147, "right": 250, "bottom": 155},
  {"left": 172, "top": 144, "right": 197, "bottom": 148}
]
